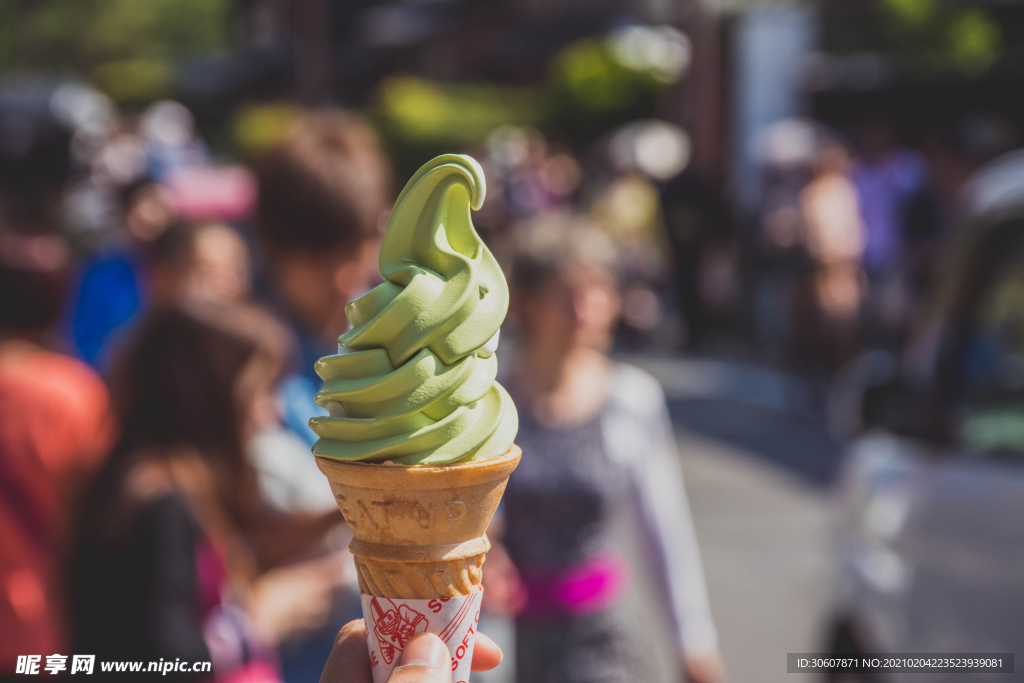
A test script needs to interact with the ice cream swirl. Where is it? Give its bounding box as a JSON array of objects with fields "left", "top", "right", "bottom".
[{"left": 310, "top": 154, "right": 518, "bottom": 465}]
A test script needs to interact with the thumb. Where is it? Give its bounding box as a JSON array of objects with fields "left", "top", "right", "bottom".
[{"left": 388, "top": 633, "right": 453, "bottom": 683}]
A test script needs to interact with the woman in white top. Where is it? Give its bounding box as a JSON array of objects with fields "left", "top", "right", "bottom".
[{"left": 486, "top": 214, "right": 723, "bottom": 683}]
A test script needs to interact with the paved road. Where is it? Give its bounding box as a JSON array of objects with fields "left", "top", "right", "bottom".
[
  {"left": 651, "top": 356, "right": 840, "bottom": 683},
  {"left": 678, "top": 429, "right": 835, "bottom": 683},
  {"left": 480, "top": 357, "right": 841, "bottom": 683}
]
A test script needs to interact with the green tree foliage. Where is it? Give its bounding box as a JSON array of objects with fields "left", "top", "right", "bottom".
[
  {"left": 821, "top": 0, "right": 1005, "bottom": 72},
  {"left": 884, "top": 0, "right": 936, "bottom": 26},
  {"left": 947, "top": 9, "right": 1003, "bottom": 69},
  {"left": 0, "top": 0, "right": 233, "bottom": 94},
  {"left": 374, "top": 32, "right": 674, "bottom": 164},
  {"left": 880, "top": 0, "right": 1003, "bottom": 68},
  {"left": 377, "top": 77, "right": 540, "bottom": 147},
  {"left": 543, "top": 37, "right": 665, "bottom": 144}
]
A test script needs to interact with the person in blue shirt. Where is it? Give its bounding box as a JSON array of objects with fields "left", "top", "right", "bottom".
[
  {"left": 253, "top": 111, "right": 392, "bottom": 447},
  {"left": 69, "top": 179, "right": 174, "bottom": 368},
  {"left": 251, "top": 111, "right": 393, "bottom": 683}
]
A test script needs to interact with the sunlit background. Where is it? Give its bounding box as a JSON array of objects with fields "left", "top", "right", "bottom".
[{"left": 1, "top": 1, "right": 1022, "bottom": 682}]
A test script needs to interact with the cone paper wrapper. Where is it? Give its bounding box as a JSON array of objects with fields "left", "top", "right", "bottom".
[{"left": 360, "top": 589, "right": 483, "bottom": 683}]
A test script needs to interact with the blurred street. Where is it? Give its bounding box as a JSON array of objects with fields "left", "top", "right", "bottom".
[
  {"left": 480, "top": 356, "right": 839, "bottom": 683},
  {"left": 643, "top": 356, "right": 838, "bottom": 683},
  {"left": 676, "top": 414, "right": 833, "bottom": 682},
  {"left": 3, "top": 0, "right": 1024, "bottom": 680}
]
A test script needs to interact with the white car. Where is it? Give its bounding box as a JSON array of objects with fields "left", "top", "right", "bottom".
[{"left": 827, "top": 150, "right": 1024, "bottom": 682}]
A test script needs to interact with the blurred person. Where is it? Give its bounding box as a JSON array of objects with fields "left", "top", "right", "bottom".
[
  {"left": 797, "top": 142, "right": 866, "bottom": 372},
  {"left": 0, "top": 85, "right": 75, "bottom": 238},
  {"left": 171, "top": 222, "right": 252, "bottom": 304},
  {"left": 597, "top": 121, "right": 705, "bottom": 348},
  {"left": 590, "top": 173, "right": 675, "bottom": 345},
  {"left": 660, "top": 167, "right": 733, "bottom": 350},
  {"left": 250, "top": 112, "right": 392, "bottom": 683},
  {"left": 903, "top": 116, "right": 1014, "bottom": 304},
  {"left": 851, "top": 118, "right": 926, "bottom": 345},
  {"left": 253, "top": 111, "right": 391, "bottom": 447},
  {"left": 0, "top": 231, "right": 115, "bottom": 673},
  {"left": 139, "top": 220, "right": 253, "bottom": 308},
  {"left": 474, "top": 127, "right": 581, "bottom": 240},
  {"left": 851, "top": 118, "right": 925, "bottom": 272},
  {"left": 118, "top": 221, "right": 336, "bottom": 538},
  {"left": 751, "top": 120, "right": 818, "bottom": 361},
  {"left": 69, "top": 176, "right": 175, "bottom": 367},
  {"left": 497, "top": 129, "right": 578, "bottom": 219},
  {"left": 490, "top": 215, "right": 723, "bottom": 683},
  {"left": 69, "top": 302, "right": 343, "bottom": 682},
  {"left": 75, "top": 214, "right": 253, "bottom": 372}
]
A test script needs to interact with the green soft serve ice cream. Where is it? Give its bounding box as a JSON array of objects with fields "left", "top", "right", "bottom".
[{"left": 309, "top": 154, "right": 518, "bottom": 465}]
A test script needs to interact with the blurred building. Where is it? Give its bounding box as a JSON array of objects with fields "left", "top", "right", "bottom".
[
  {"left": 203, "top": 0, "right": 694, "bottom": 106},
  {"left": 809, "top": 0, "right": 1024, "bottom": 139}
]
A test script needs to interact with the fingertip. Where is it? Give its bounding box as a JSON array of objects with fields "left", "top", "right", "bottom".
[
  {"left": 398, "top": 632, "right": 447, "bottom": 668},
  {"left": 323, "top": 619, "right": 372, "bottom": 683},
  {"left": 334, "top": 618, "right": 366, "bottom": 646},
  {"left": 470, "top": 632, "right": 503, "bottom": 672}
]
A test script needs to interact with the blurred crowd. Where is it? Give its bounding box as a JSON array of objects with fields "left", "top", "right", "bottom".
[
  {"left": 0, "top": 103, "right": 385, "bottom": 683},
  {"left": 0, "top": 91, "right": 726, "bottom": 683},
  {"left": 752, "top": 113, "right": 1019, "bottom": 376},
  {"left": 0, "top": 73, "right": 1021, "bottom": 682}
]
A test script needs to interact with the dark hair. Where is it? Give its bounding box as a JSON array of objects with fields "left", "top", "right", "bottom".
[
  {"left": 82, "top": 301, "right": 289, "bottom": 540},
  {"left": 256, "top": 111, "right": 391, "bottom": 255},
  {"left": 508, "top": 212, "right": 620, "bottom": 298},
  {"left": 117, "top": 175, "right": 158, "bottom": 212},
  {"left": 0, "top": 232, "right": 69, "bottom": 332},
  {"left": 139, "top": 218, "right": 193, "bottom": 265}
]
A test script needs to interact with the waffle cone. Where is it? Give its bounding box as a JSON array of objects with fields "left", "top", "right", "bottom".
[{"left": 316, "top": 445, "right": 521, "bottom": 599}]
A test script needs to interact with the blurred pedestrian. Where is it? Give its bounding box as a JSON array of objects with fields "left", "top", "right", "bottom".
[
  {"left": 69, "top": 302, "right": 342, "bottom": 682},
  {"left": 660, "top": 167, "right": 733, "bottom": 350},
  {"left": 490, "top": 214, "right": 723, "bottom": 683},
  {"left": 251, "top": 110, "right": 393, "bottom": 683},
  {"left": 753, "top": 119, "right": 819, "bottom": 362},
  {"left": 590, "top": 173, "right": 674, "bottom": 344},
  {"left": 852, "top": 118, "right": 925, "bottom": 273},
  {"left": 851, "top": 118, "right": 926, "bottom": 345},
  {"left": 69, "top": 176, "right": 174, "bottom": 367},
  {"left": 144, "top": 221, "right": 252, "bottom": 306},
  {"left": 797, "top": 142, "right": 866, "bottom": 372},
  {"left": 0, "top": 231, "right": 115, "bottom": 672},
  {"left": 253, "top": 111, "right": 392, "bottom": 447},
  {"left": 73, "top": 210, "right": 255, "bottom": 373}
]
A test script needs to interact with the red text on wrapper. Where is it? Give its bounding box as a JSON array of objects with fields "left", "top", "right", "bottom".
[
  {"left": 450, "top": 609, "right": 481, "bottom": 672},
  {"left": 428, "top": 598, "right": 452, "bottom": 613}
]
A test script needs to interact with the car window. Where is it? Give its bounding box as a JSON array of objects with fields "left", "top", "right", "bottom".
[{"left": 960, "top": 233, "right": 1024, "bottom": 453}]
